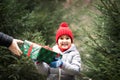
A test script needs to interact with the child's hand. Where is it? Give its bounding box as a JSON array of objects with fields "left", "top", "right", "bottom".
[
  {"left": 50, "top": 58, "right": 63, "bottom": 68},
  {"left": 43, "top": 45, "right": 53, "bottom": 51}
]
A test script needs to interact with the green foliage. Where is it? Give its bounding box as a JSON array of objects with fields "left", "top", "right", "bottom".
[
  {"left": 20, "top": 31, "right": 45, "bottom": 45},
  {"left": 23, "top": 9, "right": 62, "bottom": 45},
  {"left": 0, "top": 0, "right": 29, "bottom": 36},
  {"left": 21, "top": 0, "right": 64, "bottom": 45},
  {"left": 0, "top": 0, "right": 64, "bottom": 44},
  {"left": 0, "top": 48, "right": 46, "bottom": 80},
  {"left": 81, "top": 0, "right": 120, "bottom": 80}
]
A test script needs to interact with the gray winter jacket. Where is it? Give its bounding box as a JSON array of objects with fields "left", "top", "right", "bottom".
[{"left": 35, "top": 44, "right": 81, "bottom": 80}]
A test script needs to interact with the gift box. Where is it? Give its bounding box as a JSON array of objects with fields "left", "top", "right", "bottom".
[{"left": 21, "top": 40, "right": 62, "bottom": 64}]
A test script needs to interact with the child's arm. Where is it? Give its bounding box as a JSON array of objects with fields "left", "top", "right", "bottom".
[
  {"left": 61, "top": 53, "right": 81, "bottom": 75},
  {"left": 50, "top": 51, "right": 81, "bottom": 76}
]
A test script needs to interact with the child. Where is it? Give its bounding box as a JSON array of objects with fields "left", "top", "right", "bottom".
[{"left": 35, "top": 22, "right": 81, "bottom": 80}]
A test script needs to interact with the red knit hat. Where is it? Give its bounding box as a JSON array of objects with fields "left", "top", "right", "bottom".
[{"left": 56, "top": 22, "right": 73, "bottom": 43}]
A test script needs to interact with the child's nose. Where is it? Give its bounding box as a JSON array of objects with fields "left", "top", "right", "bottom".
[{"left": 63, "top": 39, "right": 67, "bottom": 42}]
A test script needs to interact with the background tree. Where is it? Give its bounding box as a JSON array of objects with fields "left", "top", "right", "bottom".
[{"left": 80, "top": 0, "right": 120, "bottom": 80}]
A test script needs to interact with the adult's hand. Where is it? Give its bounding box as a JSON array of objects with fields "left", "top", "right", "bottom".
[{"left": 8, "top": 39, "right": 23, "bottom": 56}]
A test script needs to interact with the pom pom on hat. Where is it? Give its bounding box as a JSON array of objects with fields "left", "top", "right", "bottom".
[
  {"left": 56, "top": 22, "right": 73, "bottom": 43},
  {"left": 60, "top": 22, "right": 68, "bottom": 27}
]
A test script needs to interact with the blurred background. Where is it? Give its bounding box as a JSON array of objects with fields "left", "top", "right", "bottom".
[{"left": 0, "top": 0, "right": 120, "bottom": 80}]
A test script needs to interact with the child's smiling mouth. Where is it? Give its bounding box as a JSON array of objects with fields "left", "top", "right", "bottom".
[{"left": 61, "top": 43, "right": 68, "bottom": 46}]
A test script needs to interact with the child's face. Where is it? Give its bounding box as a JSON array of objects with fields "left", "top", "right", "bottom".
[{"left": 58, "top": 35, "right": 72, "bottom": 50}]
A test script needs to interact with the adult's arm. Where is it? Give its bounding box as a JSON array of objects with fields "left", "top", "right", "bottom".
[
  {"left": 0, "top": 32, "right": 13, "bottom": 47},
  {"left": 0, "top": 32, "right": 23, "bottom": 56}
]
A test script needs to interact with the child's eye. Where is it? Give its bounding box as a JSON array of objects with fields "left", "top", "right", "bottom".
[
  {"left": 66, "top": 37, "right": 70, "bottom": 40},
  {"left": 60, "top": 37, "right": 63, "bottom": 40}
]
